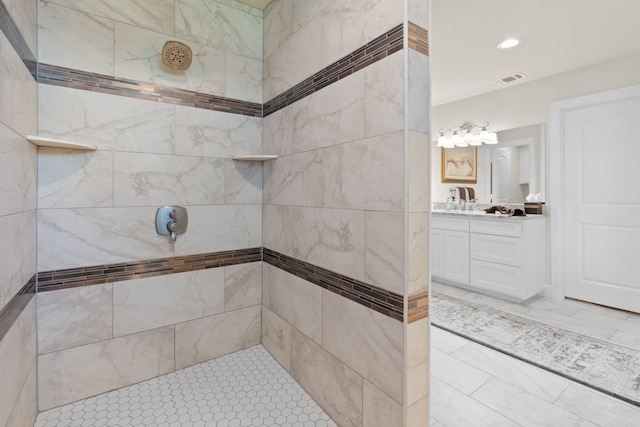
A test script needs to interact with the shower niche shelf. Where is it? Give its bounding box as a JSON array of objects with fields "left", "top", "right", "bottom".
[
  {"left": 27, "top": 135, "right": 97, "bottom": 151},
  {"left": 232, "top": 155, "right": 278, "bottom": 161}
]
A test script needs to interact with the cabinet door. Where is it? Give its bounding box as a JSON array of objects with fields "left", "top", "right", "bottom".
[
  {"left": 471, "top": 260, "right": 523, "bottom": 298},
  {"left": 444, "top": 230, "right": 469, "bottom": 284},
  {"left": 430, "top": 228, "right": 444, "bottom": 279}
]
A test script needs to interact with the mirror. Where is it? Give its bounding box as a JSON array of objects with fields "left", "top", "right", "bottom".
[
  {"left": 431, "top": 123, "right": 545, "bottom": 204},
  {"left": 485, "top": 124, "right": 545, "bottom": 204}
]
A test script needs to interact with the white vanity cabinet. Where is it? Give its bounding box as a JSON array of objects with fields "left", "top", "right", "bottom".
[
  {"left": 430, "top": 216, "right": 470, "bottom": 285},
  {"left": 431, "top": 212, "right": 546, "bottom": 301}
]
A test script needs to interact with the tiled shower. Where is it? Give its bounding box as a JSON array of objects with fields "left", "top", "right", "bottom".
[{"left": 0, "top": 0, "right": 431, "bottom": 426}]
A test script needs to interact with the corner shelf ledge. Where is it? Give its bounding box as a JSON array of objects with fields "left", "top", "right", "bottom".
[
  {"left": 231, "top": 155, "right": 278, "bottom": 161},
  {"left": 27, "top": 135, "right": 97, "bottom": 151}
]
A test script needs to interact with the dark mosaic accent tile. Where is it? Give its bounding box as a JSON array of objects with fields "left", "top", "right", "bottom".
[
  {"left": 408, "top": 21, "right": 429, "bottom": 56},
  {"left": 37, "top": 248, "right": 262, "bottom": 292},
  {"left": 0, "top": 1, "right": 37, "bottom": 78},
  {"left": 263, "top": 248, "right": 404, "bottom": 322},
  {"left": 37, "top": 64, "right": 263, "bottom": 117},
  {"left": 0, "top": 275, "right": 36, "bottom": 342},
  {"left": 408, "top": 291, "right": 429, "bottom": 323},
  {"left": 263, "top": 24, "right": 404, "bottom": 117}
]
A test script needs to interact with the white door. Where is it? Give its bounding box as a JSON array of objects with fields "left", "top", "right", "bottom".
[
  {"left": 562, "top": 91, "right": 640, "bottom": 313},
  {"left": 491, "top": 148, "right": 510, "bottom": 203}
]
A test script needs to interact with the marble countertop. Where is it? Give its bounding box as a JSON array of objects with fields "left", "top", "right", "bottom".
[{"left": 432, "top": 209, "right": 545, "bottom": 220}]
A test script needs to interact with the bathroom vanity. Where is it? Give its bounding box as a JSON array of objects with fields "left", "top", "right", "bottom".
[{"left": 431, "top": 210, "right": 546, "bottom": 301}]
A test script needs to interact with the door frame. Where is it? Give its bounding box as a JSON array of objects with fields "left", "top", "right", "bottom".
[{"left": 549, "top": 84, "right": 640, "bottom": 300}]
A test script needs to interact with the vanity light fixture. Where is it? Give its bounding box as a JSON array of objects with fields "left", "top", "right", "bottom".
[
  {"left": 436, "top": 122, "right": 499, "bottom": 148},
  {"left": 497, "top": 37, "right": 521, "bottom": 49}
]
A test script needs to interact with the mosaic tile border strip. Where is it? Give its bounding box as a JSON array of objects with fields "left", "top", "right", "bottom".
[
  {"left": 408, "top": 291, "right": 429, "bottom": 323},
  {"left": 0, "top": 275, "right": 36, "bottom": 342},
  {"left": 263, "top": 24, "right": 403, "bottom": 117},
  {"left": 37, "top": 64, "right": 263, "bottom": 117},
  {"left": 408, "top": 21, "right": 429, "bottom": 56},
  {"left": 37, "top": 248, "right": 262, "bottom": 293},
  {"left": 263, "top": 248, "right": 404, "bottom": 322},
  {"left": 0, "top": 0, "right": 36, "bottom": 78}
]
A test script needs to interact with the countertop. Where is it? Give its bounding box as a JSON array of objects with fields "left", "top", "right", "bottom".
[{"left": 432, "top": 209, "right": 545, "bottom": 220}]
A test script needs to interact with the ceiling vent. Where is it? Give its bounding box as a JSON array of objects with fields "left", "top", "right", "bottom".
[{"left": 493, "top": 72, "right": 527, "bottom": 84}]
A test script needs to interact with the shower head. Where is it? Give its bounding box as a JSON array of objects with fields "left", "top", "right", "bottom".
[{"left": 162, "top": 41, "right": 192, "bottom": 71}]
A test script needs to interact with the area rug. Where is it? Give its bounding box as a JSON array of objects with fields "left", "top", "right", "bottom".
[{"left": 431, "top": 292, "right": 640, "bottom": 407}]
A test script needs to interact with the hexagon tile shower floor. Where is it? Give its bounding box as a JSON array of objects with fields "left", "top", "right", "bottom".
[{"left": 35, "top": 345, "right": 337, "bottom": 427}]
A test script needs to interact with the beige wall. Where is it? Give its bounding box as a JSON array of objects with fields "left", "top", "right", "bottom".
[{"left": 431, "top": 51, "right": 640, "bottom": 203}]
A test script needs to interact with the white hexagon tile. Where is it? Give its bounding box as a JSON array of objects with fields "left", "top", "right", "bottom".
[{"left": 35, "top": 345, "right": 337, "bottom": 427}]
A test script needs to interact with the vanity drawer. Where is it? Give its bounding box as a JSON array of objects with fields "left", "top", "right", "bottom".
[
  {"left": 470, "top": 260, "right": 523, "bottom": 298},
  {"left": 470, "top": 219, "right": 522, "bottom": 237},
  {"left": 432, "top": 216, "right": 469, "bottom": 232},
  {"left": 470, "top": 233, "right": 522, "bottom": 266}
]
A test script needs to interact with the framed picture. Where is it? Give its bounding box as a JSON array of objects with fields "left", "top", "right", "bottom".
[{"left": 441, "top": 146, "right": 477, "bottom": 183}]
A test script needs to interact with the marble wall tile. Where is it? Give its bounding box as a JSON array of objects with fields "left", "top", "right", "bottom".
[
  {"left": 38, "top": 326, "right": 175, "bottom": 410},
  {"left": 38, "top": 148, "right": 113, "bottom": 209},
  {"left": 265, "top": 137, "right": 402, "bottom": 212},
  {"left": 46, "top": 0, "right": 175, "bottom": 34},
  {"left": 265, "top": 72, "right": 364, "bottom": 155},
  {"left": 409, "top": 212, "right": 430, "bottom": 295},
  {"left": 291, "top": 0, "right": 332, "bottom": 33},
  {"left": 332, "top": 131, "right": 404, "bottom": 211},
  {"left": 262, "top": 263, "right": 322, "bottom": 344},
  {"left": 5, "top": 362, "right": 36, "bottom": 427},
  {"left": 407, "top": 317, "right": 430, "bottom": 406},
  {"left": 37, "top": 284, "right": 113, "bottom": 354},
  {"left": 226, "top": 52, "right": 263, "bottom": 103},
  {"left": 408, "top": 50, "right": 430, "bottom": 133},
  {"left": 322, "top": 289, "right": 403, "bottom": 403},
  {"left": 173, "top": 204, "right": 262, "bottom": 256},
  {"left": 113, "top": 152, "right": 225, "bottom": 207},
  {"left": 38, "top": 1, "right": 115, "bottom": 75},
  {"left": 263, "top": 204, "right": 365, "bottom": 281},
  {"left": 407, "top": 394, "right": 430, "bottom": 427},
  {"left": 0, "top": 31, "right": 37, "bottom": 137},
  {"left": 216, "top": 0, "right": 263, "bottom": 17},
  {"left": 175, "top": 0, "right": 263, "bottom": 60},
  {"left": 0, "top": 123, "right": 37, "bottom": 216},
  {"left": 263, "top": 0, "right": 293, "bottom": 60},
  {"left": 113, "top": 268, "right": 225, "bottom": 337},
  {"left": 114, "top": 23, "right": 226, "bottom": 96},
  {"left": 175, "top": 305, "right": 261, "bottom": 369},
  {"left": 224, "top": 160, "right": 262, "bottom": 205},
  {"left": 365, "top": 211, "right": 404, "bottom": 294},
  {"left": 363, "top": 380, "right": 402, "bottom": 427},
  {"left": 37, "top": 207, "right": 174, "bottom": 271},
  {"left": 261, "top": 305, "right": 291, "bottom": 372},
  {"left": 4, "top": 0, "right": 37, "bottom": 56},
  {"left": 0, "top": 211, "right": 36, "bottom": 312},
  {"left": 174, "top": 105, "right": 261, "bottom": 158},
  {"left": 0, "top": 300, "right": 36, "bottom": 427},
  {"left": 320, "top": 0, "right": 404, "bottom": 65},
  {"left": 291, "top": 329, "right": 363, "bottom": 427},
  {"left": 262, "top": 15, "right": 324, "bottom": 101},
  {"left": 408, "top": 0, "right": 430, "bottom": 31},
  {"left": 364, "top": 50, "right": 404, "bottom": 137},
  {"left": 224, "top": 262, "right": 262, "bottom": 311},
  {"left": 262, "top": 149, "right": 326, "bottom": 207},
  {"left": 408, "top": 131, "right": 430, "bottom": 213},
  {"left": 39, "top": 84, "right": 175, "bottom": 154}
]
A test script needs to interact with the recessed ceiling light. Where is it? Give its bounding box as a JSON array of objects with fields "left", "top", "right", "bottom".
[{"left": 497, "top": 38, "right": 521, "bottom": 49}]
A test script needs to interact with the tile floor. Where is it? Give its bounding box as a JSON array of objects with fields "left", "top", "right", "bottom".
[
  {"left": 35, "top": 345, "right": 337, "bottom": 427},
  {"left": 431, "top": 282, "right": 640, "bottom": 426}
]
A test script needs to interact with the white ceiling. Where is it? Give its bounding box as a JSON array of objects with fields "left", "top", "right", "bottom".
[
  {"left": 239, "top": 0, "right": 640, "bottom": 107},
  {"left": 431, "top": 0, "right": 640, "bottom": 105}
]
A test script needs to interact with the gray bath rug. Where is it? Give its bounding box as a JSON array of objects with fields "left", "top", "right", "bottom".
[{"left": 431, "top": 292, "right": 640, "bottom": 407}]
